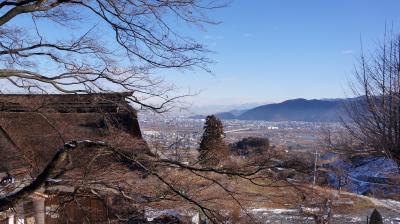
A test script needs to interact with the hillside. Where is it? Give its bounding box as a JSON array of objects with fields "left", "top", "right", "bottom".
[
  {"left": 190, "top": 98, "right": 349, "bottom": 122},
  {"left": 238, "top": 98, "right": 346, "bottom": 122}
]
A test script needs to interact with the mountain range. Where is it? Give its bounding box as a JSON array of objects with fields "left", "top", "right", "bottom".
[{"left": 190, "top": 98, "right": 348, "bottom": 122}]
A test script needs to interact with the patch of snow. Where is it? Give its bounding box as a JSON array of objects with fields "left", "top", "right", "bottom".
[
  {"left": 145, "top": 208, "right": 180, "bottom": 221},
  {"left": 249, "top": 208, "right": 297, "bottom": 214},
  {"left": 300, "top": 207, "right": 320, "bottom": 213}
]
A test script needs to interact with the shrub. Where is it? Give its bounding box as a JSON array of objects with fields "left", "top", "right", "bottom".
[{"left": 230, "top": 137, "right": 270, "bottom": 156}]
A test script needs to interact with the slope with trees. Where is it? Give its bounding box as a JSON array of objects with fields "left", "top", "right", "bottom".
[
  {"left": 239, "top": 98, "right": 346, "bottom": 122},
  {"left": 344, "top": 30, "right": 400, "bottom": 166}
]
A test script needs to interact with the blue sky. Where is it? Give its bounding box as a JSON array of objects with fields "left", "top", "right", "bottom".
[
  {"left": 5, "top": 1, "right": 400, "bottom": 109},
  {"left": 159, "top": 0, "right": 400, "bottom": 107}
]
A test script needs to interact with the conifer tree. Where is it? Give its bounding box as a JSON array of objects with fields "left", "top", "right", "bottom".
[
  {"left": 369, "top": 209, "right": 383, "bottom": 224},
  {"left": 198, "top": 115, "right": 228, "bottom": 166}
]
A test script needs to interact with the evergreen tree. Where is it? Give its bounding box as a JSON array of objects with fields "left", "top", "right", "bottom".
[
  {"left": 198, "top": 115, "right": 228, "bottom": 166},
  {"left": 369, "top": 209, "right": 383, "bottom": 224}
]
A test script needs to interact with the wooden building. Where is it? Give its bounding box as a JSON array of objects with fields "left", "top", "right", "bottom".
[{"left": 0, "top": 93, "right": 150, "bottom": 224}]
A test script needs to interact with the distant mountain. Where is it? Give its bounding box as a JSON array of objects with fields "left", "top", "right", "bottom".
[
  {"left": 228, "top": 109, "right": 249, "bottom": 116},
  {"left": 189, "top": 102, "right": 265, "bottom": 115},
  {"left": 215, "top": 112, "right": 236, "bottom": 120},
  {"left": 189, "top": 112, "right": 236, "bottom": 120},
  {"left": 189, "top": 98, "right": 350, "bottom": 122},
  {"left": 188, "top": 115, "right": 206, "bottom": 119},
  {"left": 237, "top": 98, "right": 346, "bottom": 122}
]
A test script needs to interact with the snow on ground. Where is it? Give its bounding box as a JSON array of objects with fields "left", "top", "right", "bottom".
[{"left": 249, "top": 208, "right": 297, "bottom": 214}]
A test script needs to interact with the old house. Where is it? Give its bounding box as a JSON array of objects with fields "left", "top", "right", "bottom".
[{"left": 0, "top": 93, "right": 151, "bottom": 224}]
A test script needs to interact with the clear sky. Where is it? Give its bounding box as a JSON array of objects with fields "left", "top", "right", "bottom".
[
  {"left": 158, "top": 0, "right": 400, "bottom": 107},
  {"left": 5, "top": 1, "right": 400, "bottom": 109}
]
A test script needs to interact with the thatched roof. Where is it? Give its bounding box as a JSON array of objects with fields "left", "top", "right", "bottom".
[
  {"left": 0, "top": 93, "right": 146, "bottom": 174},
  {"left": 0, "top": 92, "right": 134, "bottom": 113}
]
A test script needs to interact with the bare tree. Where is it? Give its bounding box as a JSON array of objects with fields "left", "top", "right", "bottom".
[
  {"left": 344, "top": 29, "right": 400, "bottom": 165},
  {"left": 0, "top": 94, "right": 280, "bottom": 223},
  {"left": 0, "top": 0, "right": 227, "bottom": 111},
  {"left": 0, "top": 3, "right": 343, "bottom": 222}
]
